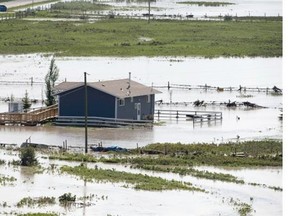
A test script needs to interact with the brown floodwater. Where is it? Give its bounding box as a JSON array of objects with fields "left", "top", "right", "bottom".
[
  {"left": 0, "top": 149, "right": 282, "bottom": 215},
  {"left": 0, "top": 55, "right": 283, "bottom": 148}
]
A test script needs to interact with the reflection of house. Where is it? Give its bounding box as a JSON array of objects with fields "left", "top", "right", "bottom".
[{"left": 54, "top": 78, "right": 161, "bottom": 121}]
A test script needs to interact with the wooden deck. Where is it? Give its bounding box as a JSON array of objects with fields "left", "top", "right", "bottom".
[{"left": 0, "top": 104, "right": 58, "bottom": 126}]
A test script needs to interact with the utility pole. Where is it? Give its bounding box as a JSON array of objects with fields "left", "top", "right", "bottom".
[{"left": 84, "top": 72, "right": 88, "bottom": 154}]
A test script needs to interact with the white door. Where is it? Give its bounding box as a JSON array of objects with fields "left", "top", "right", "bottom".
[{"left": 136, "top": 103, "right": 141, "bottom": 120}]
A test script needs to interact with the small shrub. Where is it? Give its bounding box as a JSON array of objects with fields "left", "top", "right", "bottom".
[
  {"left": 224, "top": 15, "right": 233, "bottom": 21},
  {"left": 20, "top": 147, "right": 37, "bottom": 166},
  {"left": 59, "top": 193, "right": 76, "bottom": 204}
]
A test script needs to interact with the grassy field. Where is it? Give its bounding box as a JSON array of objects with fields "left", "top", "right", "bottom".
[
  {"left": 0, "top": 18, "right": 282, "bottom": 57},
  {"left": 50, "top": 140, "right": 282, "bottom": 167}
]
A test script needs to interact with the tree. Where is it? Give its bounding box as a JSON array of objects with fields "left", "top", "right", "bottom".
[
  {"left": 20, "top": 147, "right": 37, "bottom": 166},
  {"left": 45, "top": 57, "right": 59, "bottom": 106},
  {"left": 22, "top": 90, "right": 31, "bottom": 112}
]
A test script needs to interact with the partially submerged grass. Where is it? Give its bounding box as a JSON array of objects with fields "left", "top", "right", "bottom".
[
  {"left": 48, "top": 140, "right": 282, "bottom": 185},
  {"left": 49, "top": 152, "right": 98, "bottom": 162},
  {"left": 236, "top": 202, "right": 253, "bottom": 216},
  {"left": 132, "top": 164, "right": 245, "bottom": 184},
  {"left": 139, "top": 140, "right": 282, "bottom": 167},
  {"left": 177, "top": 1, "right": 234, "bottom": 7},
  {"left": 0, "top": 175, "right": 17, "bottom": 186},
  {"left": 17, "top": 213, "right": 58, "bottom": 216},
  {"left": 60, "top": 164, "right": 204, "bottom": 192},
  {"left": 51, "top": 1, "right": 111, "bottom": 11},
  {"left": 0, "top": 18, "right": 282, "bottom": 57},
  {"left": 16, "top": 197, "right": 56, "bottom": 208}
]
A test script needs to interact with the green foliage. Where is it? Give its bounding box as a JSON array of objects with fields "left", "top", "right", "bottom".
[
  {"left": 51, "top": 1, "right": 111, "bottom": 11},
  {"left": 49, "top": 152, "right": 98, "bottom": 162},
  {"left": 133, "top": 164, "right": 244, "bottom": 184},
  {"left": 45, "top": 57, "right": 59, "bottom": 106},
  {"left": 141, "top": 140, "right": 282, "bottom": 167},
  {"left": 0, "top": 175, "right": 17, "bottom": 186},
  {"left": 58, "top": 193, "right": 76, "bottom": 204},
  {"left": 236, "top": 202, "right": 253, "bottom": 216},
  {"left": 61, "top": 165, "right": 204, "bottom": 191},
  {"left": 22, "top": 90, "right": 32, "bottom": 112},
  {"left": 20, "top": 147, "right": 37, "bottom": 166},
  {"left": 0, "top": 19, "right": 282, "bottom": 57},
  {"left": 16, "top": 196, "right": 56, "bottom": 208},
  {"left": 224, "top": 15, "right": 233, "bottom": 21}
]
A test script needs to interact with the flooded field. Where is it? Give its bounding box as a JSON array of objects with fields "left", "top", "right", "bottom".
[
  {"left": 106, "top": 0, "right": 282, "bottom": 17},
  {"left": 4, "top": 0, "right": 282, "bottom": 19},
  {"left": 0, "top": 55, "right": 282, "bottom": 147},
  {"left": 0, "top": 1, "right": 284, "bottom": 215},
  {"left": 0, "top": 148, "right": 282, "bottom": 215}
]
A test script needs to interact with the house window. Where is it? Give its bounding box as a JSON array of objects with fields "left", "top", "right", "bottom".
[
  {"left": 147, "top": 95, "right": 151, "bottom": 103},
  {"left": 119, "top": 98, "right": 125, "bottom": 106}
]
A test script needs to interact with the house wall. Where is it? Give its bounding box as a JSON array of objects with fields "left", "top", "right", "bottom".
[
  {"left": 58, "top": 86, "right": 115, "bottom": 118},
  {"left": 117, "top": 94, "right": 155, "bottom": 120}
]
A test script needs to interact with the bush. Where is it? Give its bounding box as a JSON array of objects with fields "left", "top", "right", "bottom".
[
  {"left": 224, "top": 15, "right": 233, "bottom": 21},
  {"left": 59, "top": 193, "right": 76, "bottom": 204},
  {"left": 20, "top": 147, "right": 37, "bottom": 166}
]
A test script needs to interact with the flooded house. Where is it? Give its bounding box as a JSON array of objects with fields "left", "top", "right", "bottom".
[{"left": 54, "top": 78, "right": 161, "bottom": 125}]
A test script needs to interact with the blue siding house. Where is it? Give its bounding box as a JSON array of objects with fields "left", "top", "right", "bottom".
[{"left": 54, "top": 78, "right": 161, "bottom": 121}]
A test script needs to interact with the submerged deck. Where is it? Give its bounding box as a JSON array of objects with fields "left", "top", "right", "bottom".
[
  {"left": 0, "top": 105, "right": 222, "bottom": 127},
  {"left": 0, "top": 104, "right": 58, "bottom": 126}
]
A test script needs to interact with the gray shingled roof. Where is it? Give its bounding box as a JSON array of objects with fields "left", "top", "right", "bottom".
[{"left": 54, "top": 79, "right": 161, "bottom": 98}]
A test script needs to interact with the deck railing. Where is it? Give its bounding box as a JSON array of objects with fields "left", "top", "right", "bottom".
[
  {"left": 55, "top": 116, "right": 153, "bottom": 128},
  {"left": 0, "top": 105, "right": 58, "bottom": 126}
]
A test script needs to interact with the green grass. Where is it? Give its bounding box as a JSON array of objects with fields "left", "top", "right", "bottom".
[
  {"left": 49, "top": 152, "right": 98, "bottom": 162},
  {"left": 132, "top": 164, "right": 245, "bottom": 183},
  {"left": 16, "top": 197, "right": 56, "bottom": 208},
  {"left": 0, "top": 175, "right": 17, "bottom": 186},
  {"left": 51, "top": 1, "right": 111, "bottom": 11},
  {"left": 49, "top": 140, "right": 282, "bottom": 168},
  {"left": 0, "top": 18, "right": 282, "bottom": 57},
  {"left": 139, "top": 140, "right": 282, "bottom": 167},
  {"left": 48, "top": 140, "right": 282, "bottom": 185},
  {"left": 61, "top": 164, "right": 204, "bottom": 191}
]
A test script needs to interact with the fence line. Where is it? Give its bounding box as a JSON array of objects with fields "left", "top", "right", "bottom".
[
  {"left": 155, "top": 109, "right": 222, "bottom": 123},
  {"left": 154, "top": 82, "right": 282, "bottom": 94}
]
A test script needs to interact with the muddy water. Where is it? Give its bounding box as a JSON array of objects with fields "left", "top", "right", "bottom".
[
  {"left": 74, "top": 0, "right": 282, "bottom": 17},
  {"left": 103, "top": 0, "right": 282, "bottom": 17},
  {"left": 0, "top": 149, "right": 282, "bottom": 215},
  {"left": 0, "top": 55, "right": 282, "bottom": 147}
]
